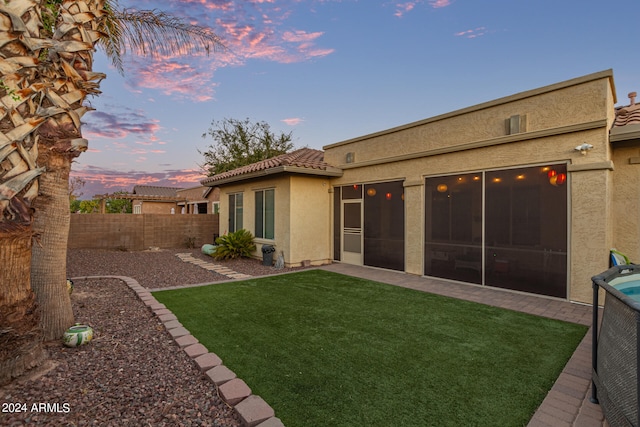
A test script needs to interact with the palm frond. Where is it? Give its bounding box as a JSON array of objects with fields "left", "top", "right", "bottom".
[{"left": 98, "top": 6, "right": 226, "bottom": 74}]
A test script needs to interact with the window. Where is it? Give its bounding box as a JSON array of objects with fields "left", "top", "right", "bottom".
[
  {"left": 212, "top": 202, "right": 220, "bottom": 215},
  {"left": 228, "top": 193, "right": 243, "bottom": 232},
  {"left": 133, "top": 205, "right": 141, "bottom": 214},
  {"left": 255, "top": 189, "right": 275, "bottom": 239}
]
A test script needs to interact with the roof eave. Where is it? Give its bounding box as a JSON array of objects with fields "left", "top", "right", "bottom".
[
  {"left": 610, "top": 123, "right": 640, "bottom": 143},
  {"left": 201, "top": 165, "right": 343, "bottom": 187}
]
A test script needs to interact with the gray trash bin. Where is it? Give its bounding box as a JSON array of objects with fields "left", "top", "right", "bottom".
[{"left": 261, "top": 245, "right": 276, "bottom": 266}]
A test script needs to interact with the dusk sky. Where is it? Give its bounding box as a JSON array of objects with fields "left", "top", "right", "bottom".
[{"left": 73, "top": 0, "right": 640, "bottom": 198}]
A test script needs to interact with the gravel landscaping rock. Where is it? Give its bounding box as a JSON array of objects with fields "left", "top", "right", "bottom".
[{"left": 0, "top": 249, "right": 310, "bottom": 426}]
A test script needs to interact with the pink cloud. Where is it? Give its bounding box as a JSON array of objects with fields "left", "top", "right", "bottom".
[
  {"left": 394, "top": 2, "right": 416, "bottom": 17},
  {"left": 70, "top": 165, "right": 207, "bottom": 198},
  {"left": 429, "top": 0, "right": 452, "bottom": 8},
  {"left": 168, "top": 169, "right": 207, "bottom": 184},
  {"left": 282, "top": 30, "right": 324, "bottom": 43},
  {"left": 454, "top": 27, "right": 488, "bottom": 39},
  {"left": 124, "top": 57, "right": 218, "bottom": 102},
  {"left": 281, "top": 117, "right": 304, "bottom": 126},
  {"left": 394, "top": 0, "right": 453, "bottom": 17},
  {"left": 112, "top": 1, "right": 336, "bottom": 100}
]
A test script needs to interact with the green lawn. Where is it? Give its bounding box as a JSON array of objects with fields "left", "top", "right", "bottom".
[{"left": 153, "top": 270, "right": 587, "bottom": 427}]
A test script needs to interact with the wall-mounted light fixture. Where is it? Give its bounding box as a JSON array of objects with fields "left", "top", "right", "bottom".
[{"left": 574, "top": 143, "right": 594, "bottom": 155}]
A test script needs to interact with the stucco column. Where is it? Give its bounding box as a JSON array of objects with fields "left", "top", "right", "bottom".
[
  {"left": 569, "top": 166, "right": 612, "bottom": 303},
  {"left": 404, "top": 180, "right": 424, "bottom": 275}
]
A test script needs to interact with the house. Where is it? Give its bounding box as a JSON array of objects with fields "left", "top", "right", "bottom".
[
  {"left": 176, "top": 185, "right": 220, "bottom": 215},
  {"left": 201, "top": 148, "right": 342, "bottom": 265},
  {"left": 128, "top": 185, "right": 220, "bottom": 215},
  {"left": 129, "top": 185, "right": 185, "bottom": 214},
  {"left": 203, "top": 69, "right": 639, "bottom": 304}
]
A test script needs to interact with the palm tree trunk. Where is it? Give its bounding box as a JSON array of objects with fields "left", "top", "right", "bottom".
[
  {"left": 0, "top": 0, "right": 49, "bottom": 385},
  {"left": 31, "top": 151, "right": 74, "bottom": 341},
  {"left": 28, "top": 0, "right": 105, "bottom": 340},
  {"left": 0, "top": 227, "right": 46, "bottom": 386}
]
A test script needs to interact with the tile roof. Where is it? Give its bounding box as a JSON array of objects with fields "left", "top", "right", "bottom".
[
  {"left": 613, "top": 92, "right": 640, "bottom": 128},
  {"left": 132, "top": 185, "right": 184, "bottom": 198},
  {"left": 610, "top": 91, "right": 640, "bottom": 143},
  {"left": 201, "top": 147, "right": 341, "bottom": 185}
]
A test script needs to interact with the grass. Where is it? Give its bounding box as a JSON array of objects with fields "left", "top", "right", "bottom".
[{"left": 153, "top": 270, "right": 588, "bottom": 427}]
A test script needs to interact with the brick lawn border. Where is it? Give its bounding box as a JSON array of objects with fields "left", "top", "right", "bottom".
[{"left": 72, "top": 275, "right": 281, "bottom": 427}]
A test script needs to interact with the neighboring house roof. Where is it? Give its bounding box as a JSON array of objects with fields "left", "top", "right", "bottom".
[
  {"left": 201, "top": 147, "right": 343, "bottom": 186},
  {"left": 611, "top": 91, "right": 640, "bottom": 143},
  {"left": 118, "top": 185, "right": 186, "bottom": 202},
  {"left": 132, "top": 185, "right": 183, "bottom": 197}
]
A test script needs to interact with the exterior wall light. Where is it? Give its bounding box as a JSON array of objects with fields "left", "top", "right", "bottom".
[{"left": 575, "top": 143, "right": 594, "bottom": 155}]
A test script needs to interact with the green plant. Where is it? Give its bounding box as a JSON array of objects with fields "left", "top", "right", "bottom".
[{"left": 213, "top": 229, "right": 256, "bottom": 260}]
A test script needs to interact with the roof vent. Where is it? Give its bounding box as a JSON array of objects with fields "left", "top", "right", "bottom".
[
  {"left": 346, "top": 152, "right": 355, "bottom": 163},
  {"left": 629, "top": 92, "right": 637, "bottom": 106},
  {"left": 506, "top": 114, "right": 527, "bottom": 135}
]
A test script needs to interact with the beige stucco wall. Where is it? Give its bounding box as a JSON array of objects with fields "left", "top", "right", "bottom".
[
  {"left": 569, "top": 168, "right": 613, "bottom": 303},
  {"left": 611, "top": 144, "right": 640, "bottom": 262},
  {"left": 218, "top": 175, "right": 331, "bottom": 267},
  {"left": 218, "top": 176, "right": 288, "bottom": 256},
  {"left": 289, "top": 176, "right": 332, "bottom": 266},
  {"left": 324, "top": 70, "right": 614, "bottom": 168},
  {"left": 324, "top": 70, "right": 617, "bottom": 304}
]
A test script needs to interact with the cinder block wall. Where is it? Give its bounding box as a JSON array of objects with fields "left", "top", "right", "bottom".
[{"left": 69, "top": 214, "right": 219, "bottom": 250}]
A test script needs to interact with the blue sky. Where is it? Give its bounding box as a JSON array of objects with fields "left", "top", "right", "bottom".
[{"left": 73, "top": 0, "right": 640, "bottom": 198}]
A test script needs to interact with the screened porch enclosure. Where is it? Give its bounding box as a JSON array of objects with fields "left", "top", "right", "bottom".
[
  {"left": 424, "top": 164, "right": 568, "bottom": 298},
  {"left": 333, "top": 181, "right": 405, "bottom": 271}
]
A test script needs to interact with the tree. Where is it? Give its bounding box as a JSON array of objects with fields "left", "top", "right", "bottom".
[
  {"left": 200, "top": 117, "right": 295, "bottom": 175},
  {"left": 69, "top": 176, "right": 85, "bottom": 200},
  {"left": 69, "top": 176, "right": 85, "bottom": 212},
  {"left": 0, "top": 0, "right": 224, "bottom": 384},
  {"left": 105, "top": 191, "right": 132, "bottom": 213},
  {"left": 70, "top": 199, "right": 100, "bottom": 214}
]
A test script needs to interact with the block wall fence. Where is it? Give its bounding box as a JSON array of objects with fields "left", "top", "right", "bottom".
[{"left": 69, "top": 214, "right": 219, "bottom": 250}]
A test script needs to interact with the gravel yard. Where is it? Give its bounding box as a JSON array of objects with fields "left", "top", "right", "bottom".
[{"left": 0, "top": 248, "right": 308, "bottom": 426}]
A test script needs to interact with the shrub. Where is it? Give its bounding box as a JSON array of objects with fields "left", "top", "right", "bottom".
[
  {"left": 184, "top": 236, "right": 196, "bottom": 248},
  {"left": 213, "top": 229, "right": 256, "bottom": 260}
]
